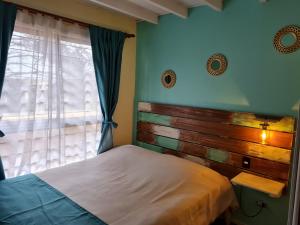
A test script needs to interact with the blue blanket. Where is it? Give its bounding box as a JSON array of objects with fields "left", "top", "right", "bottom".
[{"left": 0, "top": 174, "right": 107, "bottom": 225}]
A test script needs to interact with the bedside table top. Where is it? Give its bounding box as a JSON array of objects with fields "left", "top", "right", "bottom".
[{"left": 231, "top": 172, "right": 285, "bottom": 198}]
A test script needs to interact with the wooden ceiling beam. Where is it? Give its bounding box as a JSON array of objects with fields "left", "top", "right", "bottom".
[
  {"left": 88, "top": 0, "right": 159, "bottom": 24},
  {"left": 146, "top": 0, "right": 188, "bottom": 19}
]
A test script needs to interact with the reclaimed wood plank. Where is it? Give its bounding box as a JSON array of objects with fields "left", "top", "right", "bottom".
[
  {"left": 138, "top": 112, "right": 293, "bottom": 149},
  {"left": 163, "top": 149, "right": 242, "bottom": 179},
  {"left": 138, "top": 102, "right": 295, "bottom": 133},
  {"left": 137, "top": 131, "right": 156, "bottom": 145},
  {"left": 138, "top": 102, "right": 232, "bottom": 123},
  {"left": 138, "top": 112, "right": 172, "bottom": 126},
  {"left": 137, "top": 122, "right": 291, "bottom": 164},
  {"left": 172, "top": 116, "right": 293, "bottom": 149},
  {"left": 231, "top": 172, "right": 285, "bottom": 198},
  {"left": 137, "top": 102, "right": 295, "bottom": 184},
  {"left": 232, "top": 113, "right": 295, "bottom": 133},
  {"left": 136, "top": 141, "right": 163, "bottom": 153},
  {"left": 178, "top": 141, "right": 207, "bottom": 158},
  {"left": 137, "top": 133, "right": 289, "bottom": 180},
  {"left": 162, "top": 148, "right": 287, "bottom": 183}
]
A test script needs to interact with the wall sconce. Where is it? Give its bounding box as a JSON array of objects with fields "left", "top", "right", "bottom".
[
  {"left": 255, "top": 114, "right": 283, "bottom": 144},
  {"left": 260, "top": 121, "right": 269, "bottom": 143}
]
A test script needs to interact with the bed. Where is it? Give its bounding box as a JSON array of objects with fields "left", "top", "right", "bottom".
[
  {"left": 1, "top": 101, "right": 295, "bottom": 225},
  {"left": 0, "top": 145, "right": 236, "bottom": 225}
]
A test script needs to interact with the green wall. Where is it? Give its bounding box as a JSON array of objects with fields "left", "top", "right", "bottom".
[{"left": 135, "top": 0, "right": 300, "bottom": 225}]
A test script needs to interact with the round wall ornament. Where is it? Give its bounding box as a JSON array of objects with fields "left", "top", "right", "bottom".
[
  {"left": 273, "top": 25, "right": 300, "bottom": 54},
  {"left": 207, "top": 53, "right": 227, "bottom": 76},
  {"left": 161, "top": 70, "right": 176, "bottom": 88}
]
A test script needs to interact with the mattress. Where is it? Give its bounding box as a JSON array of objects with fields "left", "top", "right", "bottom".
[{"left": 37, "top": 145, "right": 236, "bottom": 225}]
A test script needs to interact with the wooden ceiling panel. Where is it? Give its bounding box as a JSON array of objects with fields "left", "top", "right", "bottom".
[{"left": 84, "top": 0, "right": 223, "bottom": 24}]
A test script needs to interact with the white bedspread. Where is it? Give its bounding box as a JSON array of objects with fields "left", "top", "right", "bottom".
[{"left": 37, "top": 145, "right": 236, "bottom": 225}]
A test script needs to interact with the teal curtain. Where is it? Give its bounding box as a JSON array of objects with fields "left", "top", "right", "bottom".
[
  {"left": 0, "top": 1, "right": 16, "bottom": 96},
  {"left": 0, "top": 158, "right": 4, "bottom": 181},
  {"left": 0, "top": 1, "right": 17, "bottom": 180},
  {"left": 89, "top": 26, "right": 126, "bottom": 154}
]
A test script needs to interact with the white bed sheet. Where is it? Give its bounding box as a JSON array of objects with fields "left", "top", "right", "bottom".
[{"left": 37, "top": 145, "right": 236, "bottom": 225}]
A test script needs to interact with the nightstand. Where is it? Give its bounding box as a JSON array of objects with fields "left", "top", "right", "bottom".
[{"left": 231, "top": 172, "right": 285, "bottom": 198}]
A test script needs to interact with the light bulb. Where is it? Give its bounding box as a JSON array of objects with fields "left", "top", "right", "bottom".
[{"left": 261, "top": 130, "right": 267, "bottom": 142}]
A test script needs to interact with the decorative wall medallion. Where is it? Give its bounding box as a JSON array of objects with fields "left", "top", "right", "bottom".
[
  {"left": 207, "top": 53, "right": 227, "bottom": 76},
  {"left": 161, "top": 70, "right": 176, "bottom": 88},
  {"left": 273, "top": 25, "right": 300, "bottom": 54}
]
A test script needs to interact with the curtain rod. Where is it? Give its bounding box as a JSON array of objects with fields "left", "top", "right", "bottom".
[{"left": 13, "top": 4, "right": 136, "bottom": 39}]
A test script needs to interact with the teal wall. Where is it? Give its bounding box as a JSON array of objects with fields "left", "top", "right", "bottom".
[{"left": 135, "top": 0, "right": 300, "bottom": 225}]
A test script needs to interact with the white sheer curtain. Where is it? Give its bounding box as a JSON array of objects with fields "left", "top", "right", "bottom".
[{"left": 0, "top": 10, "right": 101, "bottom": 178}]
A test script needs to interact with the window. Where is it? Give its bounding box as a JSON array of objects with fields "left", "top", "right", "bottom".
[{"left": 0, "top": 11, "right": 101, "bottom": 178}]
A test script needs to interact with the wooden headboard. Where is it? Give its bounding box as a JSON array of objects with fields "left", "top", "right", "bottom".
[{"left": 136, "top": 102, "right": 296, "bottom": 184}]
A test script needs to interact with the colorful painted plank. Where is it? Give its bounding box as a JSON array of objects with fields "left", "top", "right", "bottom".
[
  {"left": 162, "top": 149, "right": 242, "bottom": 179},
  {"left": 138, "top": 112, "right": 293, "bottom": 149},
  {"left": 136, "top": 102, "right": 296, "bottom": 184},
  {"left": 139, "top": 102, "right": 232, "bottom": 123},
  {"left": 137, "top": 122, "right": 291, "bottom": 164},
  {"left": 232, "top": 112, "right": 295, "bottom": 133},
  {"left": 137, "top": 133, "right": 289, "bottom": 181},
  {"left": 138, "top": 102, "right": 295, "bottom": 133},
  {"left": 161, "top": 148, "right": 288, "bottom": 183}
]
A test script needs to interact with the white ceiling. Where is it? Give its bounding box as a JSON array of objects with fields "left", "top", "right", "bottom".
[
  {"left": 85, "top": 0, "right": 223, "bottom": 24},
  {"left": 128, "top": 0, "right": 206, "bottom": 15}
]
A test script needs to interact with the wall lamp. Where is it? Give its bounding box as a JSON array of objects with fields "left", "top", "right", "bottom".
[{"left": 255, "top": 114, "right": 283, "bottom": 144}]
